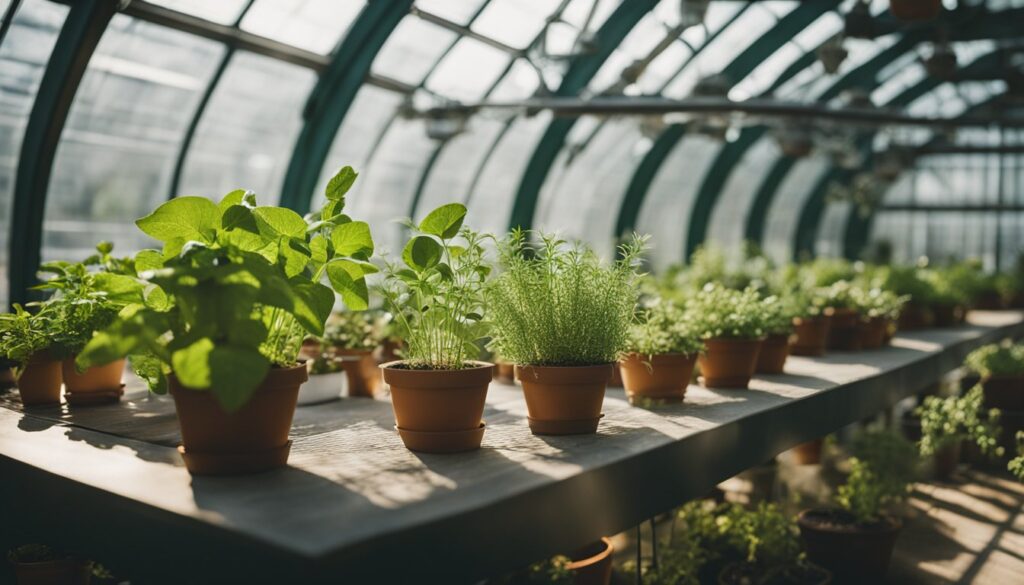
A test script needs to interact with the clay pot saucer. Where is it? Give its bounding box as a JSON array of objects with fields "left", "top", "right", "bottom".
[
  {"left": 395, "top": 423, "right": 486, "bottom": 453},
  {"left": 178, "top": 441, "right": 292, "bottom": 476},
  {"left": 65, "top": 383, "right": 126, "bottom": 406}
]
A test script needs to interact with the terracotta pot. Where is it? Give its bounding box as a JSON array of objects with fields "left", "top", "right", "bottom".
[
  {"left": 972, "top": 290, "right": 1005, "bottom": 311},
  {"left": 790, "top": 438, "right": 824, "bottom": 465},
  {"left": 698, "top": 338, "right": 762, "bottom": 389},
  {"left": 756, "top": 333, "right": 790, "bottom": 374},
  {"left": 791, "top": 315, "right": 831, "bottom": 356},
  {"left": 981, "top": 375, "right": 1024, "bottom": 411},
  {"left": 0, "top": 367, "right": 16, "bottom": 388},
  {"left": 17, "top": 352, "right": 63, "bottom": 407},
  {"left": 883, "top": 319, "right": 896, "bottom": 344},
  {"left": 619, "top": 353, "right": 696, "bottom": 403},
  {"left": 13, "top": 558, "right": 91, "bottom": 585},
  {"left": 382, "top": 361, "right": 492, "bottom": 453},
  {"left": 330, "top": 348, "right": 377, "bottom": 398},
  {"left": 298, "top": 338, "right": 321, "bottom": 361},
  {"left": 931, "top": 303, "right": 959, "bottom": 328},
  {"left": 566, "top": 537, "right": 614, "bottom": 585},
  {"left": 62, "top": 357, "right": 125, "bottom": 405},
  {"left": 516, "top": 364, "right": 611, "bottom": 435},
  {"left": 898, "top": 302, "right": 933, "bottom": 330},
  {"left": 933, "top": 440, "right": 961, "bottom": 481},
  {"left": 826, "top": 308, "right": 861, "bottom": 351},
  {"left": 857, "top": 316, "right": 888, "bottom": 350},
  {"left": 608, "top": 363, "right": 623, "bottom": 388},
  {"left": 954, "top": 304, "right": 968, "bottom": 325},
  {"left": 797, "top": 509, "right": 901, "bottom": 580},
  {"left": 493, "top": 360, "right": 515, "bottom": 385},
  {"left": 890, "top": 0, "right": 941, "bottom": 21},
  {"left": 169, "top": 363, "right": 306, "bottom": 475}
]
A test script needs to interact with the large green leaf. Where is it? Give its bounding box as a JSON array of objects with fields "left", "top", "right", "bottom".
[
  {"left": 171, "top": 337, "right": 215, "bottom": 390},
  {"left": 309, "top": 234, "right": 329, "bottom": 266},
  {"left": 134, "top": 249, "right": 164, "bottom": 273},
  {"left": 221, "top": 204, "right": 259, "bottom": 233},
  {"left": 288, "top": 280, "right": 335, "bottom": 335},
  {"left": 279, "top": 237, "right": 312, "bottom": 278},
  {"left": 91, "top": 273, "right": 146, "bottom": 305},
  {"left": 217, "top": 189, "right": 248, "bottom": 219},
  {"left": 325, "top": 166, "right": 358, "bottom": 201},
  {"left": 326, "top": 258, "right": 378, "bottom": 281},
  {"left": 403, "top": 235, "right": 443, "bottom": 272},
  {"left": 326, "top": 264, "right": 369, "bottom": 310},
  {"left": 209, "top": 345, "right": 270, "bottom": 413},
  {"left": 136, "top": 197, "right": 220, "bottom": 244},
  {"left": 419, "top": 203, "right": 466, "bottom": 240},
  {"left": 252, "top": 207, "right": 308, "bottom": 239},
  {"left": 330, "top": 220, "right": 374, "bottom": 258}
]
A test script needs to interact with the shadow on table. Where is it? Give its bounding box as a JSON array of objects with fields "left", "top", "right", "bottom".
[{"left": 63, "top": 425, "right": 181, "bottom": 465}]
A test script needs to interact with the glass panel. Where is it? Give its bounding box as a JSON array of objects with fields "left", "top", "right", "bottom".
[
  {"left": 489, "top": 58, "right": 541, "bottom": 100},
  {"left": 763, "top": 155, "right": 830, "bottom": 263},
  {"left": 415, "top": 0, "right": 487, "bottom": 25},
  {"left": 425, "top": 36, "right": 511, "bottom": 102},
  {"left": 636, "top": 135, "right": 724, "bottom": 269},
  {"left": 241, "top": 0, "right": 365, "bottom": 55},
  {"left": 44, "top": 16, "right": 222, "bottom": 265},
  {"left": 815, "top": 201, "right": 852, "bottom": 258},
  {"left": 180, "top": 51, "right": 316, "bottom": 204},
  {"left": 147, "top": 0, "right": 250, "bottom": 24},
  {"left": 472, "top": 0, "right": 561, "bottom": 50},
  {"left": 707, "top": 137, "right": 782, "bottom": 250},
  {"left": 372, "top": 16, "right": 457, "bottom": 85},
  {"left": 0, "top": 0, "right": 67, "bottom": 306},
  {"left": 417, "top": 117, "right": 505, "bottom": 214}
]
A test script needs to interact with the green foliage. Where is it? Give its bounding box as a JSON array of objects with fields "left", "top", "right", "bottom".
[
  {"left": 321, "top": 310, "right": 385, "bottom": 351},
  {"left": 836, "top": 457, "right": 894, "bottom": 524},
  {"left": 379, "top": 204, "right": 488, "bottom": 370},
  {"left": 878, "top": 265, "right": 935, "bottom": 304},
  {"left": 850, "top": 430, "right": 918, "bottom": 494},
  {"left": 307, "top": 345, "right": 344, "bottom": 375},
  {"left": 802, "top": 258, "right": 856, "bottom": 287},
  {"left": 915, "top": 386, "right": 1003, "bottom": 458},
  {"left": 819, "top": 280, "right": 861, "bottom": 310},
  {"left": 78, "top": 167, "right": 376, "bottom": 411},
  {"left": 920, "top": 268, "right": 963, "bottom": 305},
  {"left": 714, "top": 502, "right": 801, "bottom": 568},
  {"left": 627, "top": 301, "right": 703, "bottom": 356},
  {"left": 490, "top": 556, "right": 572, "bottom": 585},
  {"left": 8, "top": 544, "right": 61, "bottom": 564},
  {"left": 964, "top": 341, "right": 1024, "bottom": 377},
  {"left": 685, "top": 284, "right": 767, "bottom": 340},
  {"left": 0, "top": 305, "right": 56, "bottom": 367},
  {"left": 760, "top": 294, "right": 797, "bottom": 336},
  {"left": 852, "top": 287, "right": 908, "bottom": 320},
  {"left": 486, "top": 231, "right": 645, "bottom": 367},
  {"left": 1008, "top": 431, "right": 1024, "bottom": 482}
]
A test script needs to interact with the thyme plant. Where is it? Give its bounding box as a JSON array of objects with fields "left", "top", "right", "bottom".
[
  {"left": 685, "top": 284, "right": 767, "bottom": 340},
  {"left": 378, "top": 203, "right": 489, "bottom": 370},
  {"left": 626, "top": 301, "right": 703, "bottom": 357},
  {"left": 915, "top": 386, "right": 1003, "bottom": 457},
  {"left": 485, "top": 231, "right": 646, "bottom": 367}
]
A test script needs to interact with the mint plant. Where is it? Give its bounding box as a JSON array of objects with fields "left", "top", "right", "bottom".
[
  {"left": 78, "top": 167, "right": 376, "bottom": 411},
  {"left": 378, "top": 203, "right": 489, "bottom": 370},
  {"left": 627, "top": 301, "right": 703, "bottom": 356},
  {"left": 685, "top": 284, "right": 767, "bottom": 340}
]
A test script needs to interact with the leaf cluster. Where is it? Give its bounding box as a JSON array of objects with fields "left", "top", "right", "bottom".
[
  {"left": 964, "top": 340, "right": 1024, "bottom": 377},
  {"left": 685, "top": 284, "right": 767, "bottom": 340},
  {"left": 78, "top": 167, "right": 376, "bottom": 411},
  {"left": 915, "top": 385, "right": 1003, "bottom": 457},
  {"left": 379, "top": 204, "right": 489, "bottom": 370},
  {"left": 852, "top": 287, "right": 908, "bottom": 320},
  {"left": 321, "top": 310, "right": 385, "bottom": 351},
  {"left": 1008, "top": 431, "right": 1024, "bottom": 482},
  {"left": 836, "top": 457, "right": 897, "bottom": 524},
  {"left": 0, "top": 305, "right": 57, "bottom": 367},
  {"left": 485, "top": 231, "right": 645, "bottom": 367},
  {"left": 626, "top": 301, "right": 703, "bottom": 356}
]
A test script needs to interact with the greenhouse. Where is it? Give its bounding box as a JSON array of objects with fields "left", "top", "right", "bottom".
[{"left": 1, "top": 0, "right": 1024, "bottom": 583}]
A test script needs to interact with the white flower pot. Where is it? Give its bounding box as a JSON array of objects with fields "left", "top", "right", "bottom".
[{"left": 297, "top": 371, "right": 346, "bottom": 406}]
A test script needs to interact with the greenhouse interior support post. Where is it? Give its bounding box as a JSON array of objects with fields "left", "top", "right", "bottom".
[
  {"left": 0, "top": 0, "right": 22, "bottom": 47},
  {"left": 506, "top": 0, "right": 656, "bottom": 230},
  {"left": 278, "top": 0, "right": 412, "bottom": 214},
  {"left": 8, "top": 0, "right": 116, "bottom": 308},
  {"left": 167, "top": 0, "right": 256, "bottom": 200}
]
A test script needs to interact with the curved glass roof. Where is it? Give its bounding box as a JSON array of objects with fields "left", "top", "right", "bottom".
[{"left": 1, "top": 0, "right": 1023, "bottom": 306}]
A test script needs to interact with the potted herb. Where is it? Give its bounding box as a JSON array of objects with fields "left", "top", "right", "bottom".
[
  {"left": 882, "top": 266, "right": 934, "bottom": 330},
  {"left": 964, "top": 341, "right": 1024, "bottom": 411},
  {"left": 788, "top": 287, "right": 832, "bottom": 357},
  {"left": 33, "top": 242, "right": 141, "bottom": 405},
  {"left": 757, "top": 294, "right": 795, "bottom": 374},
  {"left": 688, "top": 285, "right": 766, "bottom": 389},
  {"left": 487, "top": 232, "right": 645, "bottom": 435},
  {"left": 322, "top": 309, "right": 385, "bottom": 397},
  {"left": 298, "top": 343, "right": 347, "bottom": 405},
  {"left": 620, "top": 301, "right": 703, "bottom": 404},
  {"left": 378, "top": 203, "right": 493, "bottom": 453},
  {"left": 8, "top": 544, "right": 91, "bottom": 585},
  {"left": 79, "top": 167, "right": 376, "bottom": 474},
  {"left": 1008, "top": 431, "right": 1024, "bottom": 481},
  {"left": 852, "top": 288, "right": 906, "bottom": 350},
  {"left": 0, "top": 305, "right": 62, "bottom": 406},
  {"left": 915, "top": 385, "right": 1003, "bottom": 479},
  {"left": 789, "top": 436, "right": 828, "bottom": 466},
  {"left": 490, "top": 538, "right": 613, "bottom": 585},
  {"left": 492, "top": 355, "right": 516, "bottom": 385},
  {"left": 921, "top": 268, "right": 963, "bottom": 327},
  {"left": 821, "top": 281, "right": 861, "bottom": 351}
]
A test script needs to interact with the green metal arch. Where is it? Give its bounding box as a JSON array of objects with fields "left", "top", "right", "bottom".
[
  {"left": 278, "top": 0, "right": 412, "bottom": 213},
  {"left": 8, "top": 0, "right": 117, "bottom": 307},
  {"left": 506, "top": 0, "right": 657, "bottom": 230}
]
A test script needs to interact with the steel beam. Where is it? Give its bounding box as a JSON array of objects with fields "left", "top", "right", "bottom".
[{"left": 8, "top": 0, "right": 117, "bottom": 307}]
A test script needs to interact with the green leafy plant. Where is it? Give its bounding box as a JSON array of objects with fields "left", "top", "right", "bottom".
[
  {"left": 378, "top": 203, "right": 489, "bottom": 370},
  {"left": 761, "top": 294, "right": 797, "bottom": 336},
  {"left": 1008, "top": 431, "right": 1024, "bottom": 482},
  {"left": 627, "top": 301, "right": 703, "bottom": 356},
  {"left": 486, "top": 231, "right": 645, "bottom": 366},
  {"left": 878, "top": 265, "right": 934, "bottom": 304},
  {"left": 801, "top": 258, "right": 856, "bottom": 287},
  {"left": 321, "top": 310, "right": 385, "bottom": 351},
  {"left": 850, "top": 430, "right": 918, "bottom": 495},
  {"left": 915, "top": 386, "right": 1003, "bottom": 458},
  {"left": 819, "top": 280, "right": 861, "bottom": 310},
  {"left": 852, "top": 287, "right": 908, "bottom": 321},
  {"left": 835, "top": 457, "right": 897, "bottom": 524},
  {"left": 490, "top": 556, "right": 572, "bottom": 585},
  {"left": 964, "top": 341, "right": 1024, "bottom": 377},
  {"left": 0, "top": 305, "right": 56, "bottom": 368},
  {"left": 715, "top": 502, "right": 801, "bottom": 569},
  {"left": 307, "top": 346, "right": 344, "bottom": 376},
  {"left": 685, "top": 284, "right": 767, "bottom": 340},
  {"left": 78, "top": 167, "right": 376, "bottom": 411}
]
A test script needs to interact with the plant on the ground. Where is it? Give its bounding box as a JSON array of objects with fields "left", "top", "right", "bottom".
[
  {"left": 379, "top": 203, "right": 489, "bottom": 370},
  {"left": 78, "top": 167, "right": 376, "bottom": 411},
  {"left": 964, "top": 340, "right": 1024, "bottom": 377},
  {"left": 850, "top": 430, "right": 918, "bottom": 493},
  {"left": 486, "top": 230, "right": 646, "bottom": 366},
  {"left": 835, "top": 457, "right": 897, "bottom": 524},
  {"left": 626, "top": 301, "right": 703, "bottom": 357},
  {"left": 715, "top": 502, "right": 801, "bottom": 569},
  {"left": 1008, "top": 431, "right": 1024, "bottom": 482},
  {"left": 685, "top": 284, "right": 767, "bottom": 340},
  {"left": 852, "top": 287, "right": 908, "bottom": 321},
  {"left": 915, "top": 386, "right": 1003, "bottom": 458},
  {"left": 321, "top": 310, "right": 385, "bottom": 351}
]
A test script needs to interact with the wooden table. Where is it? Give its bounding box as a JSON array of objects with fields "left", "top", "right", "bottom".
[{"left": 2, "top": 311, "right": 1022, "bottom": 584}]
